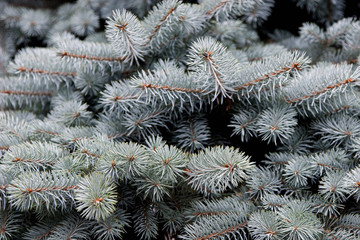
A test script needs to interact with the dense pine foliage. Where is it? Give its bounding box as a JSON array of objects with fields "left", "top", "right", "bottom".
[{"left": 1, "top": 0, "right": 360, "bottom": 239}]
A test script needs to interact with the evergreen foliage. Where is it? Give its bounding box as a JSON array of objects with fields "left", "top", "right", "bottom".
[{"left": 1, "top": 0, "right": 360, "bottom": 239}]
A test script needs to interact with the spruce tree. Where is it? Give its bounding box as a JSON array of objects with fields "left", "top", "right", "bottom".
[{"left": 1, "top": 0, "right": 360, "bottom": 239}]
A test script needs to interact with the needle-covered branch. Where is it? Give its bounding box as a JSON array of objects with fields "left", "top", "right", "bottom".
[
  {"left": 187, "top": 37, "right": 241, "bottom": 101},
  {"left": 7, "top": 171, "right": 79, "bottom": 212},
  {"left": 186, "top": 146, "right": 253, "bottom": 195},
  {"left": 106, "top": 9, "right": 147, "bottom": 65},
  {"left": 75, "top": 173, "right": 117, "bottom": 221}
]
